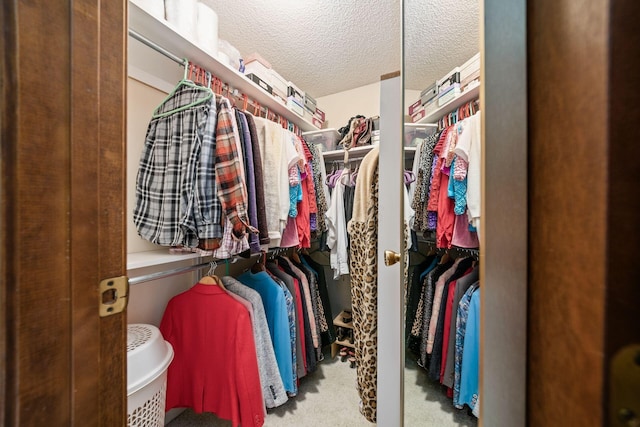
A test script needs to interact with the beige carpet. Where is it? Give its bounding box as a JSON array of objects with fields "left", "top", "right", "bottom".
[{"left": 166, "top": 349, "right": 477, "bottom": 426}]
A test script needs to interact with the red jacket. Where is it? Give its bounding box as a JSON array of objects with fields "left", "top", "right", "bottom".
[{"left": 160, "top": 283, "right": 264, "bottom": 427}]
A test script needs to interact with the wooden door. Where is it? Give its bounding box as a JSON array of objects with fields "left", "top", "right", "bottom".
[
  {"left": 528, "top": 0, "right": 640, "bottom": 425},
  {"left": 1, "top": 1, "right": 127, "bottom": 426}
]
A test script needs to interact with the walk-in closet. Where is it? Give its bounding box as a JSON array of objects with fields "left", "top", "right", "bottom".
[
  {"left": 7, "top": 0, "right": 638, "bottom": 426},
  {"left": 123, "top": 0, "right": 507, "bottom": 426}
]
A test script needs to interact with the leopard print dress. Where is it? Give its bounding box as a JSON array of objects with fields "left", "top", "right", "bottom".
[
  {"left": 348, "top": 166, "right": 380, "bottom": 423},
  {"left": 348, "top": 148, "right": 409, "bottom": 423}
]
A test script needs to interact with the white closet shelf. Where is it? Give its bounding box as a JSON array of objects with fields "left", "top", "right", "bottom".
[
  {"left": 322, "top": 145, "right": 416, "bottom": 161},
  {"left": 322, "top": 145, "right": 375, "bottom": 161},
  {"left": 127, "top": 249, "right": 208, "bottom": 271},
  {"left": 416, "top": 84, "right": 480, "bottom": 125},
  {"left": 128, "top": 0, "right": 319, "bottom": 132}
]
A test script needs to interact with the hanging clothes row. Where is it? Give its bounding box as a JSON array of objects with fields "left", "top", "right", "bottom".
[
  {"left": 437, "top": 99, "right": 480, "bottom": 130},
  {"left": 190, "top": 61, "right": 305, "bottom": 135},
  {"left": 133, "top": 61, "right": 330, "bottom": 256},
  {"left": 324, "top": 161, "right": 358, "bottom": 279},
  {"left": 405, "top": 252, "right": 480, "bottom": 417},
  {"left": 410, "top": 105, "right": 481, "bottom": 249},
  {"left": 159, "top": 252, "right": 335, "bottom": 427}
]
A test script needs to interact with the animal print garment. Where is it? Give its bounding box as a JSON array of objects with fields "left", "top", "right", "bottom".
[
  {"left": 348, "top": 163, "right": 410, "bottom": 422},
  {"left": 348, "top": 167, "right": 380, "bottom": 423}
]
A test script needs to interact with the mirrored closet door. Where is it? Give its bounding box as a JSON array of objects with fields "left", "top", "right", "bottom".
[{"left": 394, "top": 0, "right": 528, "bottom": 426}]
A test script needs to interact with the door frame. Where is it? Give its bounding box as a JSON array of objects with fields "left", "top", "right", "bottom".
[
  {"left": 480, "top": 0, "right": 528, "bottom": 426},
  {"left": 1, "top": 1, "right": 127, "bottom": 425},
  {"left": 527, "top": 0, "right": 640, "bottom": 425}
]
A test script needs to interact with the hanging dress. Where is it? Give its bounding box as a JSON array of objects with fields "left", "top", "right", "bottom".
[{"left": 347, "top": 147, "right": 379, "bottom": 423}]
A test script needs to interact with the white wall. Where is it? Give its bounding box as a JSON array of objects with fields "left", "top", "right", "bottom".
[
  {"left": 317, "top": 82, "right": 382, "bottom": 130},
  {"left": 317, "top": 83, "right": 425, "bottom": 129},
  {"left": 127, "top": 78, "right": 168, "bottom": 254}
]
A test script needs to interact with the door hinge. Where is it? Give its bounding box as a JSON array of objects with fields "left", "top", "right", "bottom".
[
  {"left": 611, "top": 344, "right": 640, "bottom": 426},
  {"left": 99, "top": 276, "right": 129, "bottom": 317}
]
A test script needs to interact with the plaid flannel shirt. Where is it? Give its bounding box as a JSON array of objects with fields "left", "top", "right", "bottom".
[
  {"left": 134, "top": 86, "right": 252, "bottom": 248},
  {"left": 214, "top": 96, "right": 253, "bottom": 238},
  {"left": 134, "top": 84, "right": 222, "bottom": 247}
]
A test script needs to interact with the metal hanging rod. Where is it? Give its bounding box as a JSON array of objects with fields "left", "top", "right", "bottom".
[
  {"left": 128, "top": 28, "right": 185, "bottom": 66},
  {"left": 129, "top": 261, "right": 212, "bottom": 286},
  {"left": 128, "top": 247, "right": 287, "bottom": 286}
]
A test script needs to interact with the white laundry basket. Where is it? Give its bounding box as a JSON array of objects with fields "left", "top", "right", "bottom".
[{"left": 127, "top": 324, "right": 174, "bottom": 427}]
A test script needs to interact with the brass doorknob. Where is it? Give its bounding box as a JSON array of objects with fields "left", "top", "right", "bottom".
[{"left": 384, "top": 250, "right": 401, "bottom": 266}]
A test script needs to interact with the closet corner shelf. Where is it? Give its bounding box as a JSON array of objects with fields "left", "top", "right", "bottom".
[
  {"left": 128, "top": 0, "right": 319, "bottom": 132},
  {"left": 127, "top": 249, "right": 207, "bottom": 271},
  {"left": 321, "top": 145, "right": 375, "bottom": 161},
  {"left": 331, "top": 311, "right": 355, "bottom": 358},
  {"left": 416, "top": 84, "right": 480, "bottom": 125},
  {"left": 333, "top": 310, "right": 354, "bottom": 329},
  {"left": 322, "top": 145, "right": 416, "bottom": 161}
]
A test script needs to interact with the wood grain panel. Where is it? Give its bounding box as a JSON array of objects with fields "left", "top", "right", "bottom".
[
  {"left": 4, "top": 2, "right": 73, "bottom": 425},
  {"left": 605, "top": 0, "right": 640, "bottom": 420},
  {"left": 97, "top": 0, "right": 128, "bottom": 425},
  {"left": 0, "top": 2, "right": 16, "bottom": 424},
  {"left": 2, "top": 1, "right": 127, "bottom": 426},
  {"left": 70, "top": 0, "right": 102, "bottom": 425},
  {"left": 528, "top": 0, "right": 609, "bottom": 425}
]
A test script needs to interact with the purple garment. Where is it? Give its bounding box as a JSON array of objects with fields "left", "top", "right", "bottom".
[
  {"left": 310, "top": 213, "right": 317, "bottom": 232},
  {"left": 307, "top": 160, "right": 317, "bottom": 231},
  {"left": 427, "top": 156, "right": 439, "bottom": 231},
  {"left": 245, "top": 115, "right": 271, "bottom": 245},
  {"left": 237, "top": 111, "right": 261, "bottom": 253}
]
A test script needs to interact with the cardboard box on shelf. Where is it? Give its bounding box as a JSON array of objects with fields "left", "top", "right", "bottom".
[
  {"left": 420, "top": 81, "right": 438, "bottom": 106},
  {"left": 411, "top": 106, "right": 426, "bottom": 123},
  {"left": 287, "top": 96, "right": 305, "bottom": 117},
  {"left": 268, "top": 68, "right": 289, "bottom": 100},
  {"left": 246, "top": 73, "right": 273, "bottom": 94},
  {"left": 437, "top": 83, "right": 461, "bottom": 107},
  {"left": 408, "top": 99, "right": 422, "bottom": 116},
  {"left": 437, "top": 68, "right": 461, "bottom": 94},
  {"left": 244, "top": 60, "right": 271, "bottom": 83},
  {"left": 461, "top": 70, "right": 480, "bottom": 91},
  {"left": 312, "top": 117, "right": 324, "bottom": 129},
  {"left": 460, "top": 52, "right": 480, "bottom": 81},
  {"left": 304, "top": 93, "right": 317, "bottom": 112},
  {"left": 243, "top": 52, "right": 272, "bottom": 69},
  {"left": 287, "top": 81, "right": 304, "bottom": 104}
]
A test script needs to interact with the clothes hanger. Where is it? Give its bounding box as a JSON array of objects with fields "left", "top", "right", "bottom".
[
  {"left": 404, "top": 170, "right": 416, "bottom": 185},
  {"left": 439, "top": 250, "right": 451, "bottom": 265},
  {"left": 200, "top": 260, "right": 226, "bottom": 289},
  {"left": 291, "top": 249, "right": 301, "bottom": 264},
  {"left": 152, "top": 61, "right": 213, "bottom": 119},
  {"left": 251, "top": 251, "right": 266, "bottom": 273}
]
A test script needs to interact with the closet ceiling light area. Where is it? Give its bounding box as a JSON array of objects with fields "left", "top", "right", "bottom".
[{"left": 199, "top": 0, "right": 479, "bottom": 96}]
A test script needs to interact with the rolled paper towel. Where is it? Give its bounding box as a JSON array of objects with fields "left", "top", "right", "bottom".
[
  {"left": 165, "top": 0, "right": 197, "bottom": 39},
  {"left": 196, "top": 3, "right": 219, "bottom": 57},
  {"left": 136, "top": 0, "right": 165, "bottom": 20}
]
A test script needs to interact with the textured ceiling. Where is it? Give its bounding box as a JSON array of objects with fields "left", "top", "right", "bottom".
[{"left": 201, "top": 0, "right": 479, "bottom": 97}]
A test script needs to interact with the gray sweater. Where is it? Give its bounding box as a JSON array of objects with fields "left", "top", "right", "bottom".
[{"left": 222, "top": 276, "right": 288, "bottom": 409}]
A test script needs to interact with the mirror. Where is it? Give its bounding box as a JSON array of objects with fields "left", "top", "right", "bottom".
[{"left": 403, "top": 0, "right": 481, "bottom": 425}]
